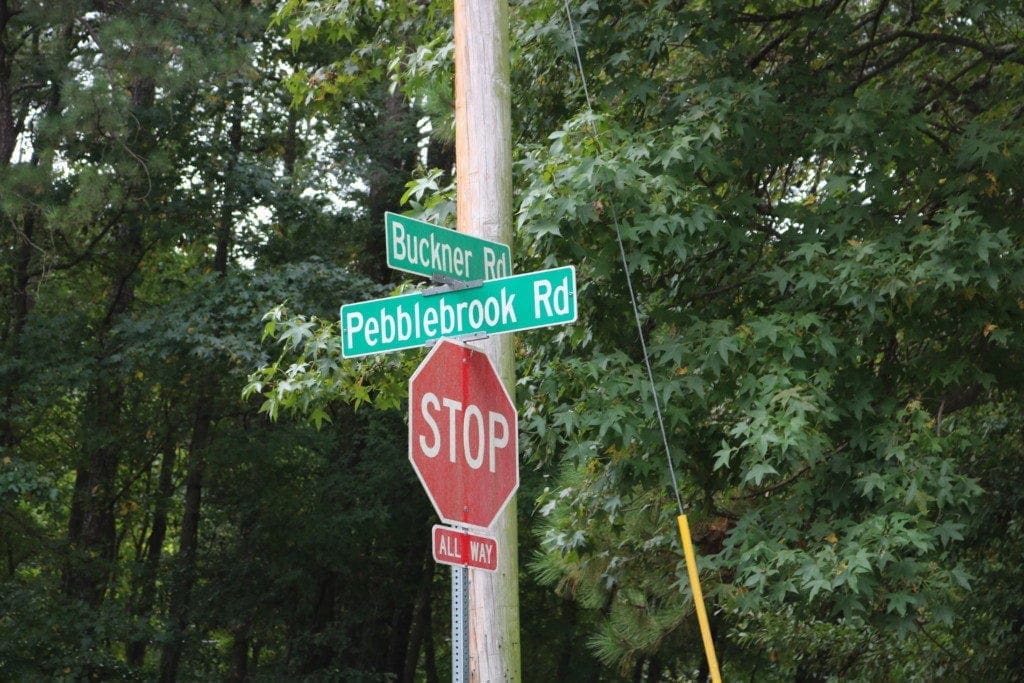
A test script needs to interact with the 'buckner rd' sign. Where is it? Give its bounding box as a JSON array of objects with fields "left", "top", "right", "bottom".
[
  {"left": 385, "top": 212, "right": 512, "bottom": 281},
  {"left": 340, "top": 266, "right": 577, "bottom": 358}
]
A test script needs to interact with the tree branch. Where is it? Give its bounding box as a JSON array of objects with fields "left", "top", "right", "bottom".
[
  {"left": 735, "top": 0, "right": 842, "bottom": 25},
  {"left": 733, "top": 464, "right": 811, "bottom": 500},
  {"left": 848, "top": 28, "right": 1022, "bottom": 65},
  {"left": 747, "top": 27, "right": 795, "bottom": 71}
]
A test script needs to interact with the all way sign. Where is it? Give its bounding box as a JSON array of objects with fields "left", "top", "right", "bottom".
[
  {"left": 385, "top": 212, "right": 511, "bottom": 281},
  {"left": 432, "top": 525, "right": 498, "bottom": 572},
  {"left": 341, "top": 265, "right": 576, "bottom": 358}
]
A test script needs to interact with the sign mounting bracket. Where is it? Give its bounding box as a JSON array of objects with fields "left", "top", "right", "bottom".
[
  {"left": 423, "top": 273, "right": 484, "bottom": 296},
  {"left": 424, "top": 332, "right": 490, "bottom": 347}
]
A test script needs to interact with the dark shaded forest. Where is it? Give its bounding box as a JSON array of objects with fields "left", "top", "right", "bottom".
[{"left": 3, "top": 0, "right": 1023, "bottom": 680}]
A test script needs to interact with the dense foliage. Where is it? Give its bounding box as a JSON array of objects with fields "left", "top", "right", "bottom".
[
  {"left": 512, "top": 0, "right": 1024, "bottom": 678},
  {"left": 1, "top": 0, "right": 443, "bottom": 679},
  {"left": 3, "top": 0, "right": 1023, "bottom": 680}
]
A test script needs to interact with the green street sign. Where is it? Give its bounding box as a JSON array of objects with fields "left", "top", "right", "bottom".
[
  {"left": 385, "top": 212, "right": 512, "bottom": 281},
  {"left": 341, "top": 266, "right": 577, "bottom": 358}
]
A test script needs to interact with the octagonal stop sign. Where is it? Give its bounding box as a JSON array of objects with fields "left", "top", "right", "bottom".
[{"left": 409, "top": 340, "right": 518, "bottom": 530}]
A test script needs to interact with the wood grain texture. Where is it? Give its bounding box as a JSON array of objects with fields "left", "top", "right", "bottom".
[{"left": 454, "top": 0, "right": 521, "bottom": 680}]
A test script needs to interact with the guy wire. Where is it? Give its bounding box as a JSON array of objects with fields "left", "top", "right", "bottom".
[{"left": 561, "top": 0, "right": 686, "bottom": 515}]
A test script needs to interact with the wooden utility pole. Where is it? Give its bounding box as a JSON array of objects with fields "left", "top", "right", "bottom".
[{"left": 453, "top": 0, "right": 521, "bottom": 680}]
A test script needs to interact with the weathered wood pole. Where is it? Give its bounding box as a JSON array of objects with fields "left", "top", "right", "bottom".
[{"left": 453, "top": 0, "right": 521, "bottom": 680}]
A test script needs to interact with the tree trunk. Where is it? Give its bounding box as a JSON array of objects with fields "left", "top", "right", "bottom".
[
  {"left": 1, "top": 9, "right": 43, "bottom": 450},
  {"left": 386, "top": 541, "right": 425, "bottom": 676},
  {"left": 553, "top": 601, "right": 578, "bottom": 679},
  {"left": 64, "top": 378, "right": 125, "bottom": 606},
  {"left": 126, "top": 442, "right": 178, "bottom": 666},
  {"left": 360, "top": 88, "right": 418, "bottom": 283},
  {"left": 647, "top": 656, "right": 663, "bottom": 682},
  {"left": 158, "top": 409, "right": 211, "bottom": 682},
  {"left": 64, "top": 74, "right": 153, "bottom": 608},
  {"left": 1, "top": 208, "right": 35, "bottom": 450},
  {"left": 401, "top": 550, "right": 435, "bottom": 683},
  {"left": 158, "top": 73, "right": 241, "bottom": 680},
  {"left": 298, "top": 570, "right": 338, "bottom": 675},
  {"left": 228, "top": 624, "right": 250, "bottom": 682},
  {"left": 0, "top": 0, "right": 17, "bottom": 165},
  {"left": 215, "top": 79, "right": 243, "bottom": 274},
  {"left": 423, "top": 591, "right": 439, "bottom": 683},
  {"left": 283, "top": 105, "right": 298, "bottom": 178}
]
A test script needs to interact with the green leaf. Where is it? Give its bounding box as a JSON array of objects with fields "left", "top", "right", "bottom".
[{"left": 744, "top": 462, "right": 779, "bottom": 486}]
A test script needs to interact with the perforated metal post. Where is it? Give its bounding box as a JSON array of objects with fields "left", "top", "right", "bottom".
[{"left": 451, "top": 564, "right": 469, "bottom": 682}]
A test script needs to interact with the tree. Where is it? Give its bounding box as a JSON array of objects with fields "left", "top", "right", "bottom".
[
  {"left": 513, "top": 0, "right": 1024, "bottom": 677},
  {"left": 2, "top": 1, "right": 449, "bottom": 679},
  {"left": 253, "top": 0, "right": 1024, "bottom": 677},
  {"left": 8, "top": 0, "right": 1022, "bottom": 679}
]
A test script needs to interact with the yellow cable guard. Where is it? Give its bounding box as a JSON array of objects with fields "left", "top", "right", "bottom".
[{"left": 677, "top": 514, "right": 722, "bottom": 683}]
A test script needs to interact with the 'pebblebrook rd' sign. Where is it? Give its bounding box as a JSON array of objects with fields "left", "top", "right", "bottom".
[{"left": 341, "top": 265, "right": 576, "bottom": 358}]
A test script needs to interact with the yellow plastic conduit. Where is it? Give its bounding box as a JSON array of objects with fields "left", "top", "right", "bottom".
[{"left": 677, "top": 514, "right": 722, "bottom": 682}]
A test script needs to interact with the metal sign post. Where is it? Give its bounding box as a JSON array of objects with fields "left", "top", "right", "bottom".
[{"left": 451, "top": 559, "right": 469, "bottom": 682}]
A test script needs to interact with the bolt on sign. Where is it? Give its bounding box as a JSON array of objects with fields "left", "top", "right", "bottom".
[
  {"left": 409, "top": 340, "right": 518, "bottom": 530},
  {"left": 341, "top": 265, "right": 576, "bottom": 358}
]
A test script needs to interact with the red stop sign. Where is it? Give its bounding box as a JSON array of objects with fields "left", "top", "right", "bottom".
[{"left": 409, "top": 340, "right": 518, "bottom": 530}]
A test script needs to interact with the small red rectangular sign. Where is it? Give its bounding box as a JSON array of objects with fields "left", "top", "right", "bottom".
[{"left": 432, "top": 525, "right": 498, "bottom": 572}]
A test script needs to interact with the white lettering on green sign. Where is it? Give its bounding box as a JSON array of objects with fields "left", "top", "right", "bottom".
[
  {"left": 390, "top": 221, "right": 475, "bottom": 278},
  {"left": 385, "top": 213, "right": 512, "bottom": 281},
  {"left": 340, "top": 266, "right": 576, "bottom": 357},
  {"left": 344, "top": 289, "right": 519, "bottom": 349}
]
